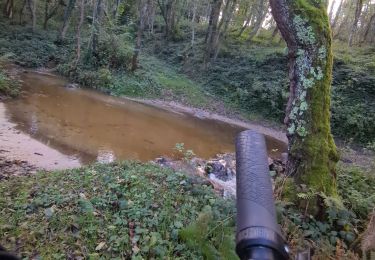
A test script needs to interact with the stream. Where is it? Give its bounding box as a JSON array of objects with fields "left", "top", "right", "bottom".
[{"left": 0, "top": 69, "right": 287, "bottom": 169}]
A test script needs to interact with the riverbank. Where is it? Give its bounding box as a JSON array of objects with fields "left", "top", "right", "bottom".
[{"left": 1, "top": 20, "right": 374, "bottom": 145}]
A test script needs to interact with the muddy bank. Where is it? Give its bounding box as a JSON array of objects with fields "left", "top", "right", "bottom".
[
  {"left": 125, "top": 97, "right": 288, "bottom": 144},
  {"left": 0, "top": 103, "right": 81, "bottom": 170},
  {"left": 0, "top": 156, "right": 38, "bottom": 180}
]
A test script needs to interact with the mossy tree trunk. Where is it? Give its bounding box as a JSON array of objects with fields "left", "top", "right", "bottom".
[{"left": 269, "top": 0, "right": 339, "bottom": 195}]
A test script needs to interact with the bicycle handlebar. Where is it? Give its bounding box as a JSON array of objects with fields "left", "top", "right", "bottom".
[{"left": 235, "top": 130, "right": 289, "bottom": 260}]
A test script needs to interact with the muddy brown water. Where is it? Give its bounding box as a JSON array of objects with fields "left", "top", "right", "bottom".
[{"left": 2, "top": 70, "right": 286, "bottom": 166}]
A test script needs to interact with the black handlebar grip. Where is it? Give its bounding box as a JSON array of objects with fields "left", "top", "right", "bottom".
[{"left": 235, "top": 130, "right": 289, "bottom": 260}]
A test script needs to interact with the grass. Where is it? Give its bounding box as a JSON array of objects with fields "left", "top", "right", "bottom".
[
  {"left": 0, "top": 66, "right": 20, "bottom": 98},
  {"left": 1, "top": 160, "right": 374, "bottom": 259},
  {"left": 0, "top": 162, "right": 236, "bottom": 259},
  {"left": 110, "top": 55, "right": 210, "bottom": 108}
]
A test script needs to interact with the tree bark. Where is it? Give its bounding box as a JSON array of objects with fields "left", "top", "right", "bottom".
[
  {"left": 58, "top": 0, "right": 76, "bottom": 42},
  {"left": 27, "top": 0, "right": 37, "bottom": 31},
  {"left": 157, "top": 0, "right": 177, "bottom": 39},
  {"left": 89, "top": 0, "right": 103, "bottom": 62},
  {"left": 247, "top": 0, "right": 268, "bottom": 42},
  {"left": 328, "top": 0, "right": 336, "bottom": 23},
  {"left": 3, "top": 0, "right": 14, "bottom": 19},
  {"left": 213, "top": 0, "right": 237, "bottom": 60},
  {"left": 362, "top": 13, "right": 375, "bottom": 44},
  {"left": 331, "top": 0, "right": 344, "bottom": 29},
  {"left": 73, "top": 0, "right": 85, "bottom": 68},
  {"left": 204, "top": 0, "right": 222, "bottom": 66},
  {"left": 191, "top": 0, "right": 197, "bottom": 46},
  {"left": 269, "top": 0, "right": 338, "bottom": 194},
  {"left": 112, "top": 0, "right": 121, "bottom": 18},
  {"left": 131, "top": 0, "right": 147, "bottom": 71},
  {"left": 348, "top": 0, "right": 363, "bottom": 46},
  {"left": 43, "top": 0, "right": 61, "bottom": 30},
  {"left": 19, "top": 0, "right": 26, "bottom": 24},
  {"left": 270, "top": 26, "right": 278, "bottom": 40},
  {"left": 237, "top": 4, "right": 253, "bottom": 37}
]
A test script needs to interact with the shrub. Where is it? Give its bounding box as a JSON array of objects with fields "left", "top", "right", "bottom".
[{"left": 0, "top": 69, "right": 20, "bottom": 97}]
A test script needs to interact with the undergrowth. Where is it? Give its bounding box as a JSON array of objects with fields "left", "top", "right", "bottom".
[
  {"left": 1, "top": 161, "right": 374, "bottom": 259},
  {"left": 0, "top": 66, "right": 20, "bottom": 98},
  {"left": 0, "top": 162, "right": 236, "bottom": 259}
]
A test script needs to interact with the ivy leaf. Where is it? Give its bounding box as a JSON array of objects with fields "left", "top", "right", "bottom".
[
  {"left": 78, "top": 199, "right": 94, "bottom": 213},
  {"left": 44, "top": 207, "right": 55, "bottom": 219}
]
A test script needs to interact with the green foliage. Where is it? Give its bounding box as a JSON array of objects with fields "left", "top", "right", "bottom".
[
  {"left": 94, "top": 31, "right": 134, "bottom": 70},
  {"left": 275, "top": 163, "right": 375, "bottom": 253},
  {"left": 174, "top": 143, "right": 196, "bottom": 161},
  {"left": 203, "top": 48, "right": 289, "bottom": 120},
  {"left": 278, "top": 192, "right": 359, "bottom": 249},
  {"left": 0, "top": 22, "right": 63, "bottom": 67},
  {"left": 0, "top": 162, "right": 235, "bottom": 258},
  {"left": 0, "top": 67, "right": 20, "bottom": 97},
  {"left": 1, "top": 160, "right": 372, "bottom": 258},
  {"left": 337, "top": 164, "right": 375, "bottom": 219},
  {"left": 179, "top": 206, "right": 238, "bottom": 259}
]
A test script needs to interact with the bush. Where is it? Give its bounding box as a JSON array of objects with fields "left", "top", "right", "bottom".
[
  {"left": 337, "top": 164, "right": 375, "bottom": 219},
  {"left": 0, "top": 22, "right": 62, "bottom": 67},
  {"left": 0, "top": 69, "right": 20, "bottom": 97},
  {"left": 331, "top": 59, "right": 375, "bottom": 143},
  {"left": 96, "top": 32, "right": 134, "bottom": 70}
]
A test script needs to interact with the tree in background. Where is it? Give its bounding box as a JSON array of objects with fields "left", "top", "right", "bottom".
[
  {"left": 349, "top": 0, "right": 363, "bottom": 46},
  {"left": 269, "top": 0, "right": 338, "bottom": 194},
  {"left": 58, "top": 0, "right": 76, "bottom": 42}
]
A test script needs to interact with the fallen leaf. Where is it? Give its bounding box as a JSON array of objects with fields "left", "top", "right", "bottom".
[{"left": 95, "top": 241, "right": 106, "bottom": 251}]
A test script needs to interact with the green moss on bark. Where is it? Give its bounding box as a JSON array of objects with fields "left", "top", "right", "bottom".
[{"left": 273, "top": 0, "right": 338, "bottom": 195}]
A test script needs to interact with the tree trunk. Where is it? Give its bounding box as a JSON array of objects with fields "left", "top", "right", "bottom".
[
  {"left": 157, "top": 0, "right": 177, "bottom": 39},
  {"left": 3, "top": 0, "right": 14, "bottom": 19},
  {"left": 89, "top": 0, "right": 103, "bottom": 61},
  {"left": 44, "top": 0, "right": 48, "bottom": 29},
  {"left": 248, "top": 0, "right": 268, "bottom": 42},
  {"left": 237, "top": 4, "right": 253, "bottom": 37},
  {"left": 204, "top": 0, "right": 222, "bottom": 66},
  {"left": 43, "top": 0, "right": 60, "bottom": 30},
  {"left": 112, "top": 0, "right": 121, "bottom": 18},
  {"left": 27, "top": 0, "right": 37, "bottom": 31},
  {"left": 73, "top": 0, "right": 85, "bottom": 68},
  {"left": 131, "top": 1, "right": 147, "bottom": 71},
  {"left": 270, "top": 26, "right": 278, "bottom": 40},
  {"left": 348, "top": 0, "right": 363, "bottom": 46},
  {"left": 213, "top": 0, "right": 237, "bottom": 60},
  {"left": 19, "top": 0, "right": 26, "bottom": 24},
  {"left": 191, "top": 0, "right": 197, "bottom": 46},
  {"left": 331, "top": 0, "right": 344, "bottom": 29},
  {"left": 328, "top": 0, "right": 336, "bottom": 23},
  {"left": 269, "top": 0, "right": 338, "bottom": 194},
  {"left": 362, "top": 13, "right": 375, "bottom": 44},
  {"left": 58, "top": 0, "right": 76, "bottom": 42}
]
